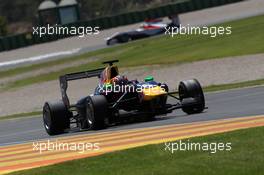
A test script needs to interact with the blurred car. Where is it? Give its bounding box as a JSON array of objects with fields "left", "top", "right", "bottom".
[{"left": 106, "top": 19, "right": 169, "bottom": 45}]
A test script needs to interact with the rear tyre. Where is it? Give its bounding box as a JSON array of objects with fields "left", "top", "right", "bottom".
[
  {"left": 86, "top": 95, "right": 108, "bottom": 130},
  {"left": 179, "top": 79, "right": 205, "bottom": 114},
  {"left": 43, "top": 101, "right": 70, "bottom": 135},
  {"left": 121, "top": 35, "right": 131, "bottom": 43}
]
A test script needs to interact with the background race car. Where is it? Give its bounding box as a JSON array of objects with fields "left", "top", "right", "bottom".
[{"left": 106, "top": 18, "right": 179, "bottom": 45}]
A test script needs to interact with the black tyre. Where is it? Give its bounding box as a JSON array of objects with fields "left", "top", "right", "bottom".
[
  {"left": 120, "top": 34, "right": 131, "bottom": 43},
  {"left": 107, "top": 38, "right": 118, "bottom": 46},
  {"left": 77, "top": 105, "right": 89, "bottom": 130},
  {"left": 86, "top": 95, "right": 108, "bottom": 130},
  {"left": 179, "top": 79, "right": 205, "bottom": 114},
  {"left": 43, "top": 101, "right": 70, "bottom": 135}
]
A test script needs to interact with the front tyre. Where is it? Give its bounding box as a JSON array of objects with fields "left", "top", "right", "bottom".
[
  {"left": 179, "top": 79, "right": 205, "bottom": 114},
  {"left": 86, "top": 95, "right": 108, "bottom": 130},
  {"left": 43, "top": 101, "right": 70, "bottom": 135},
  {"left": 107, "top": 38, "right": 118, "bottom": 46}
]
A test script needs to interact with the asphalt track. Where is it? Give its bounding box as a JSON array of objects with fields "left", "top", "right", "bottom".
[{"left": 0, "top": 86, "right": 263, "bottom": 146}]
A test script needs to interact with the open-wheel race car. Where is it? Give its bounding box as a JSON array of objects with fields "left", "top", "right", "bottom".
[
  {"left": 43, "top": 60, "right": 206, "bottom": 135},
  {"left": 106, "top": 18, "right": 179, "bottom": 45}
]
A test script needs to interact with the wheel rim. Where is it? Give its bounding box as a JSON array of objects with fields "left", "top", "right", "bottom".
[
  {"left": 86, "top": 101, "right": 94, "bottom": 128},
  {"left": 179, "top": 84, "right": 186, "bottom": 100},
  {"left": 43, "top": 105, "right": 51, "bottom": 130}
]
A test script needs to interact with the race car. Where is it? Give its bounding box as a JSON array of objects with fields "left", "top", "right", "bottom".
[
  {"left": 106, "top": 19, "right": 171, "bottom": 45},
  {"left": 43, "top": 60, "right": 206, "bottom": 135}
]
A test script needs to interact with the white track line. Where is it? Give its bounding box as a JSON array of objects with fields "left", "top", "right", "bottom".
[{"left": 0, "top": 48, "right": 81, "bottom": 68}]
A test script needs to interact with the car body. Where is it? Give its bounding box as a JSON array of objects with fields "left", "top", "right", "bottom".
[
  {"left": 106, "top": 19, "right": 169, "bottom": 45},
  {"left": 43, "top": 60, "right": 206, "bottom": 135}
]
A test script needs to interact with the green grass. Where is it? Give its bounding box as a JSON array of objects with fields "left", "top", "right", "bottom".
[
  {"left": 103, "top": 14, "right": 264, "bottom": 66},
  {"left": 204, "top": 79, "right": 264, "bottom": 92},
  {"left": 9, "top": 126, "right": 264, "bottom": 175},
  {"left": 1, "top": 14, "right": 264, "bottom": 91}
]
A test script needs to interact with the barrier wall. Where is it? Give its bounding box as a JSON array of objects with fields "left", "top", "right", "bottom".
[{"left": 0, "top": 0, "right": 244, "bottom": 52}]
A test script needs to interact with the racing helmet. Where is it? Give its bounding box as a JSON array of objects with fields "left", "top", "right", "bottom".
[
  {"left": 109, "top": 65, "right": 119, "bottom": 79},
  {"left": 101, "top": 65, "right": 119, "bottom": 83}
]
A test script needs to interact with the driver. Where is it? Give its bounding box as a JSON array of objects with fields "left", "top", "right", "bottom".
[
  {"left": 95, "top": 65, "right": 129, "bottom": 95},
  {"left": 77, "top": 65, "right": 128, "bottom": 123}
]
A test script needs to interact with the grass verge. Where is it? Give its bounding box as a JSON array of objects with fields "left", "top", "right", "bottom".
[
  {"left": 1, "top": 14, "right": 264, "bottom": 90},
  {"left": 8, "top": 126, "right": 264, "bottom": 175},
  {"left": 204, "top": 79, "right": 264, "bottom": 92},
  {"left": 0, "top": 111, "right": 42, "bottom": 121}
]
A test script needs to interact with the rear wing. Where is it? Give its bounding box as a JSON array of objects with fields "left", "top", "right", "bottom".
[{"left": 59, "top": 68, "right": 105, "bottom": 108}]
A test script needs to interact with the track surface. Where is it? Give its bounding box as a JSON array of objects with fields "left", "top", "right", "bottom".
[{"left": 0, "top": 86, "right": 263, "bottom": 146}]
